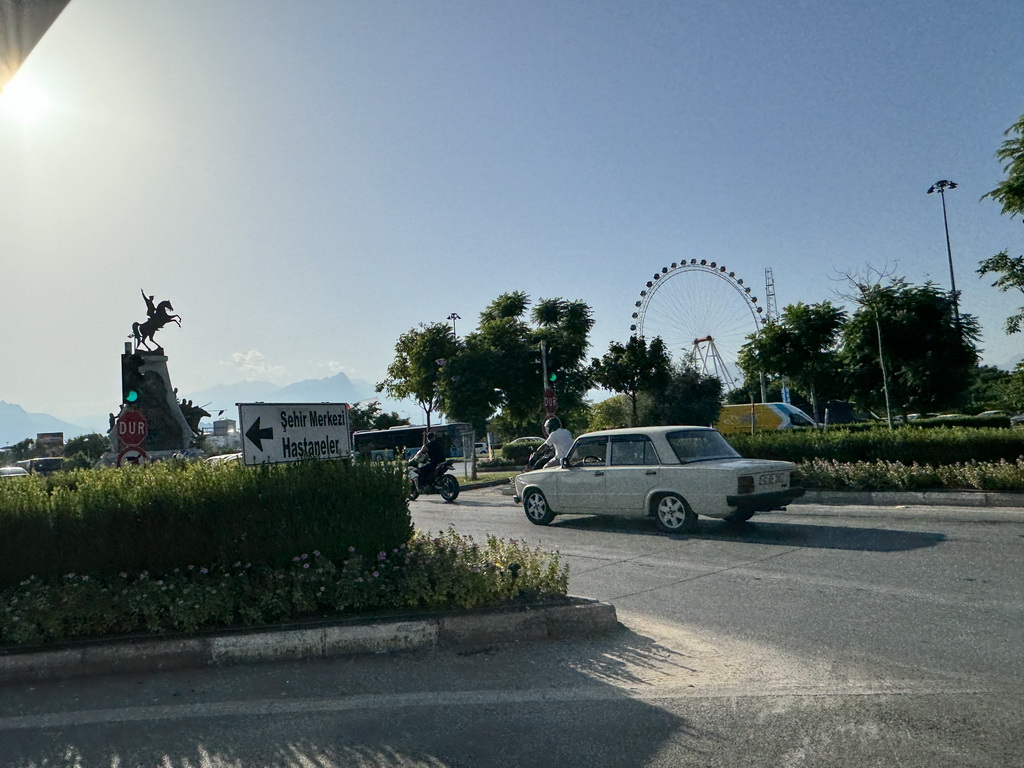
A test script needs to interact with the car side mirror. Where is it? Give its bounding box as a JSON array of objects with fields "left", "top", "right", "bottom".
[{"left": 561, "top": 457, "right": 571, "bottom": 468}]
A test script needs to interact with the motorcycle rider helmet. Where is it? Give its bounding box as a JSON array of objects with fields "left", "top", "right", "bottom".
[{"left": 544, "top": 416, "right": 561, "bottom": 435}]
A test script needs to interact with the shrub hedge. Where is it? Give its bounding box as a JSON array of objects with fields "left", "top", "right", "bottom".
[
  {"left": 0, "top": 459, "right": 411, "bottom": 587},
  {"left": 728, "top": 426, "right": 1024, "bottom": 465},
  {"left": 501, "top": 440, "right": 543, "bottom": 464},
  {"left": 1, "top": 529, "right": 569, "bottom": 646}
]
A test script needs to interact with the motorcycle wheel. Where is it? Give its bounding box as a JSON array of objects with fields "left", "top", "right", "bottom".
[{"left": 438, "top": 474, "right": 460, "bottom": 503}]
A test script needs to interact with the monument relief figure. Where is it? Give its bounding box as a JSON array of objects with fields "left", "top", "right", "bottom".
[{"left": 131, "top": 289, "right": 181, "bottom": 352}]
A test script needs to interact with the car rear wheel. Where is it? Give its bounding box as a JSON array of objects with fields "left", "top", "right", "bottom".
[
  {"left": 523, "top": 489, "right": 555, "bottom": 525},
  {"left": 654, "top": 493, "right": 697, "bottom": 533}
]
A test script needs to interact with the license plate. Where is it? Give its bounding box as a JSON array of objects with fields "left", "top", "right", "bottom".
[{"left": 758, "top": 472, "right": 786, "bottom": 486}]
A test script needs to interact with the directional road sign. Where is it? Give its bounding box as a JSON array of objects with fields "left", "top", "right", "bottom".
[{"left": 237, "top": 402, "right": 351, "bottom": 466}]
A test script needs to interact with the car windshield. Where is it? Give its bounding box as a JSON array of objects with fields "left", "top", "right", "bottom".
[{"left": 666, "top": 430, "right": 740, "bottom": 463}]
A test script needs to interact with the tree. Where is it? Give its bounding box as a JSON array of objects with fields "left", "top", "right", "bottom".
[
  {"left": 977, "top": 250, "right": 1024, "bottom": 334},
  {"left": 963, "top": 365, "right": 1012, "bottom": 414},
  {"left": 736, "top": 302, "right": 846, "bottom": 421},
  {"left": 645, "top": 363, "right": 723, "bottom": 427},
  {"left": 982, "top": 112, "right": 1024, "bottom": 220},
  {"left": 440, "top": 292, "right": 596, "bottom": 438},
  {"left": 531, "top": 298, "right": 595, "bottom": 425},
  {"left": 587, "top": 394, "right": 633, "bottom": 431},
  {"left": 996, "top": 362, "right": 1024, "bottom": 414},
  {"left": 62, "top": 433, "right": 108, "bottom": 466},
  {"left": 979, "top": 112, "right": 1024, "bottom": 336},
  {"left": 590, "top": 336, "right": 672, "bottom": 425},
  {"left": 0, "top": 438, "right": 35, "bottom": 464},
  {"left": 840, "top": 279, "right": 980, "bottom": 418},
  {"left": 377, "top": 322, "right": 461, "bottom": 431},
  {"left": 348, "top": 401, "right": 408, "bottom": 433}
]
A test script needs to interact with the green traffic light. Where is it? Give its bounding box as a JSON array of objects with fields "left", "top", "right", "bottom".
[
  {"left": 548, "top": 372, "right": 557, "bottom": 382},
  {"left": 125, "top": 390, "right": 139, "bottom": 403}
]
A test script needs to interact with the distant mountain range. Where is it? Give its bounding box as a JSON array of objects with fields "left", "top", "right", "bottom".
[
  {"left": 187, "top": 372, "right": 398, "bottom": 426},
  {"left": 0, "top": 402, "right": 92, "bottom": 448},
  {"left": 0, "top": 372, "right": 418, "bottom": 448}
]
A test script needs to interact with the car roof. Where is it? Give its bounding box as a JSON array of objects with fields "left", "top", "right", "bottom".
[
  {"left": 577, "top": 426, "right": 716, "bottom": 439},
  {"left": 0, "top": 466, "right": 30, "bottom": 475}
]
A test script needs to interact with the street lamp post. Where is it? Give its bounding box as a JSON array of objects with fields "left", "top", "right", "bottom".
[
  {"left": 447, "top": 313, "right": 461, "bottom": 338},
  {"left": 927, "top": 179, "right": 960, "bottom": 324}
]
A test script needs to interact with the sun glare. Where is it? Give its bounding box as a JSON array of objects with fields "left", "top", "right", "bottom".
[{"left": 0, "top": 75, "right": 52, "bottom": 125}]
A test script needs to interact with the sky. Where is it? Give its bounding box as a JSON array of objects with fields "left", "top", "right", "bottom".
[{"left": 1, "top": 0, "right": 1022, "bottom": 426}]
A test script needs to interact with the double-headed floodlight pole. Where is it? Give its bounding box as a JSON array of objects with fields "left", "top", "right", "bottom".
[{"left": 927, "top": 180, "right": 960, "bottom": 325}]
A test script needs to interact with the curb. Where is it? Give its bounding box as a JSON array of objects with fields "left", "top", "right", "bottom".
[
  {"left": 0, "top": 597, "right": 618, "bottom": 685},
  {"left": 796, "top": 489, "right": 1024, "bottom": 508}
]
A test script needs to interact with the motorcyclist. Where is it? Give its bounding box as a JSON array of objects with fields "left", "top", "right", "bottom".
[
  {"left": 531, "top": 416, "right": 573, "bottom": 469},
  {"left": 414, "top": 431, "right": 446, "bottom": 488}
]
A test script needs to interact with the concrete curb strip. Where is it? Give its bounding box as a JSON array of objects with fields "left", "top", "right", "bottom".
[
  {"left": 798, "top": 489, "right": 1024, "bottom": 508},
  {"left": 0, "top": 598, "right": 618, "bottom": 684}
]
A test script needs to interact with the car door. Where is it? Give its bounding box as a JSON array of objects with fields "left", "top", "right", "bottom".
[
  {"left": 604, "top": 434, "right": 662, "bottom": 514},
  {"left": 555, "top": 436, "right": 608, "bottom": 513}
]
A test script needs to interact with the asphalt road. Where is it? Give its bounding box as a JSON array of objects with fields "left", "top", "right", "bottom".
[{"left": 1, "top": 488, "right": 1021, "bottom": 767}]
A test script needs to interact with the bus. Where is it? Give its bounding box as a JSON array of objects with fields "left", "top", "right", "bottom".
[
  {"left": 351, "top": 423, "right": 475, "bottom": 462},
  {"left": 16, "top": 457, "right": 65, "bottom": 476}
]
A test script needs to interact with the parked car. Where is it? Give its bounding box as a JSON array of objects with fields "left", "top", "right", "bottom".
[
  {"left": 0, "top": 466, "right": 30, "bottom": 478},
  {"left": 204, "top": 452, "right": 242, "bottom": 465},
  {"left": 512, "top": 426, "right": 804, "bottom": 533},
  {"left": 508, "top": 436, "right": 544, "bottom": 444}
]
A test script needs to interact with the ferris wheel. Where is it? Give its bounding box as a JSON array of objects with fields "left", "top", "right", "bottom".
[{"left": 630, "top": 259, "right": 764, "bottom": 390}]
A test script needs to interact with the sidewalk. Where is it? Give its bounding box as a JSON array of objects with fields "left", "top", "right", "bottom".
[{"left": 0, "top": 597, "right": 618, "bottom": 685}]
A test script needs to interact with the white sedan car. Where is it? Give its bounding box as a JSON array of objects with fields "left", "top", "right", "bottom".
[{"left": 512, "top": 426, "right": 804, "bottom": 533}]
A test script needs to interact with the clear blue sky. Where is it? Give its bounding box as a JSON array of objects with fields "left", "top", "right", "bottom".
[{"left": 1, "top": 0, "right": 1022, "bottom": 424}]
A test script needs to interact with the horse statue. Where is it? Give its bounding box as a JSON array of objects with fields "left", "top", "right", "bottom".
[
  {"left": 131, "top": 291, "right": 182, "bottom": 351},
  {"left": 179, "top": 399, "right": 211, "bottom": 436}
]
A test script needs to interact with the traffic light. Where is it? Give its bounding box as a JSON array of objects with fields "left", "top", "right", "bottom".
[
  {"left": 548, "top": 372, "right": 557, "bottom": 383},
  {"left": 125, "top": 388, "right": 140, "bottom": 404}
]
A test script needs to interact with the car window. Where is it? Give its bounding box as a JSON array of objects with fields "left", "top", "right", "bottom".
[
  {"left": 666, "top": 430, "right": 740, "bottom": 463},
  {"left": 566, "top": 437, "right": 607, "bottom": 466},
  {"left": 609, "top": 436, "right": 660, "bottom": 466}
]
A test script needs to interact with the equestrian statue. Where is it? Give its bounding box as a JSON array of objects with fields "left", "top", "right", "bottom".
[{"left": 131, "top": 289, "right": 182, "bottom": 352}]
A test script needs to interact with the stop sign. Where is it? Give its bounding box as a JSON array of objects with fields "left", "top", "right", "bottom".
[
  {"left": 117, "top": 410, "right": 148, "bottom": 446},
  {"left": 543, "top": 387, "right": 557, "bottom": 415}
]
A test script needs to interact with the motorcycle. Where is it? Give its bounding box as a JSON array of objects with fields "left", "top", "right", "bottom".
[
  {"left": 525, "top": 443, "right": 554, "bottom": 471},
  {"left": 407, "top": 458, "right": 460, "bottom": 503}
]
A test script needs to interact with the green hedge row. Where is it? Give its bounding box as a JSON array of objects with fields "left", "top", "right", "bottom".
[
  {"left": 0, "top": 460, "right": 411, "bottom": 587},
  {"left": 728, "top": 426, "right": 1024, "bottom": 465}
]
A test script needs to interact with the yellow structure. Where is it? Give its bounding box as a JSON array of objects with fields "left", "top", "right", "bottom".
[{"left": 716, "top": 403, "right": 816, "bottom": 435}]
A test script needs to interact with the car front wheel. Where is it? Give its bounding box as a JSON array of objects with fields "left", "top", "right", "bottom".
[
  {"left": 654, "top": 493, "right": 697, "bottom": 533},
  {"left": 523, "top": 489, "right": 555, "bottom": 525}
]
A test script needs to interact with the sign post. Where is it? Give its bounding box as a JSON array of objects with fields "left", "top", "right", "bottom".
[{"left": 238, "top": 403, "right": 351, "bottom": 466}]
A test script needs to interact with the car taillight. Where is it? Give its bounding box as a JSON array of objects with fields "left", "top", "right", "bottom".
[{"left": 737, "top": 475, "right": 755, "bottom": 494}]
